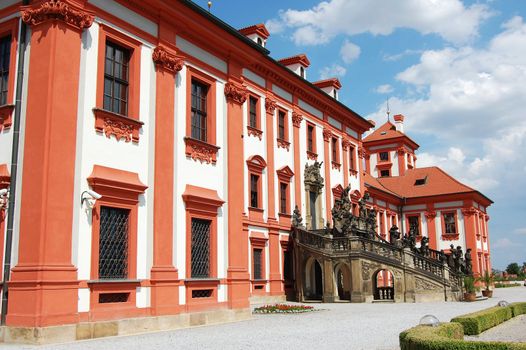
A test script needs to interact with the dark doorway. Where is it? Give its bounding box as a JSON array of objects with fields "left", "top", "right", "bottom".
[{"left": 314, "top": 260, "right": 323, "bottom": 299}]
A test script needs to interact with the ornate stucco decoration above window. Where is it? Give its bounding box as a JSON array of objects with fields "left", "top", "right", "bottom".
[
  {"left": 265, "top": 97, "right": 277, "bottom": 114},
  {"left": 304, "top": 161, "right": 324, "bottom": 193},
  {"left": 21, "top": 0, "right": 94, "bottom": 30},
  {"left": 184, "top": 137, "right": 220, "bottom": 164},
  {"left": 152, "top": 46, "right": 185, "bottom": 73},
  {"left": 292, "top": 111, "right": 303, "bottom": 127}
]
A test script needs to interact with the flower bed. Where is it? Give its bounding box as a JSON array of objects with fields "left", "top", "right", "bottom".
[{"left": 253, "top": 304, "right": 315, "bottom": 314}]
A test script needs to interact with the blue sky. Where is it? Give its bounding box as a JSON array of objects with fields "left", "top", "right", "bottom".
[{"left": 194, "top": 0, "right": 526, "bottom": 270}]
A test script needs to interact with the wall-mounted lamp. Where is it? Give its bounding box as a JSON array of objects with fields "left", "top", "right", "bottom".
[
  {"left": 0, "top": 188, "right": 8, "bottom": 211},
  {"left": 80, "top": 189, "right": 102, "bottom": 210}
]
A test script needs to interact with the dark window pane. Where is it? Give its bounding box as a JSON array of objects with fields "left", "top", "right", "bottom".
[
  {"left": 332, "top": 138, "right": 337, "bottom": 161},
  {"left": 250, "top": 174, "right": 259, "bottom": 208},
  {"left": 280, "top": 183, "right": 288, "bottom": 214},
  {"left": 103, "top": 41, "right": 130, "bottom": 115},
  {"left": 99, "top": 207, "right": 129, "bottom": 279},
  {"left": 191, "top": 80, "right": 208, "bottom": 142},
  {"left": 444, "top": 213, "right": 457, "bottom": 234},
  {"left": 278, "top": 111, "right": 286, "bottom": 140},
  {"left": 409, "top": 216, "right": 420, "bottom": 236},
  {"left": 249, "top": 96, "right": 257, "bottom": 128},
  {"left": 307, "top": 125, "right": 314, "bottom": 152},
  {"left": 380, "top": 152, "right": 389, "bottom": 161},
  {"left": 253, "top": 249, "right": 262, "bottom": 280},
  {"left": 0, "top": 35, "right": 11, "bottom": 105},
  {"left": 191, "top": 218, "right": 211, "bottom": 278}
]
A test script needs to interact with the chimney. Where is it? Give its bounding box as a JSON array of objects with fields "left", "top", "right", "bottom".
[{"left": 394, "top": 114, "right": 404, "bottom": 133}]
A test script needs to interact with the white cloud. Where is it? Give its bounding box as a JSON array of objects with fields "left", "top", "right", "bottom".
[
  {"left": 383, "top": 49, "right": 424, "bottom": 62},
  {"left": 493, "top": 238, "right": 517, "bottom": 249},
  {"left": 366, "top": 17, "right": 526, "bottom": 196},
  {"left": 269, "top": 0, "right": 492, "bottom": 45},
  {"left": 319, "top": 64, "right": 347, "bottom": 79},
  {"left": 340, "top": 40, "right": 361, "bottom": 63},
  {"left": 375, "top": 84, "right": 394, "bottom": 94},
  {"left": 514, "top": 228, "right": 526, "bottom": 236}
]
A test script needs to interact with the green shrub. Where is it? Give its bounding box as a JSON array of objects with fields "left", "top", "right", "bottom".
[
  {"left": 494, "top": 282, "right": 521, "bottom": 288},
  {"left": 451, "top": 306, "right": 513, "bottom": 335},
  {"left": 510, "top": 302, "right": 526, "bottom": 317},
  {"left": 400, "top": 323, "right": 526, "bottom": 350}
]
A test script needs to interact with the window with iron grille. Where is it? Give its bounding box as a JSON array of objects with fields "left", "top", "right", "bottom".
[
  {"left": 278, "top": 110, "right": 286, "bottom": 140},
  {"left": 444, "top": 213, "right": 457, "bottom": 234},
  {"left": 307, "top": 125, "right": 314, "bottom": 152},
  {"left": 349, "top": 146, "right": 355, "bottom": 170},
  {"left": 379, "top": 152, "right": 389, "bottom": 161},
  {"left": 280, "top": 182, "right": 288, "bottom": 214},
  {"left": 191, "top": 80, "right": 208, "bottom": 142},
  {"left": 249, "top": 96, "right": 258, "bottom": 128},
  {"left": 331, "top": 137, "right": 338, "bottom": 162},
  {"left": 250, "top": 174, "right": 259, "bottom": 208},
  {"left": 0, "top": 35, "right": 11, "bottom": 106},
  {"left": 98, "top": 206, "right": 130, "bottom": 279},
  {"left": 253, "top": 248, "right": 262, "bottom": 280},
  {"left": 191, "top": 218, "right": 211, "bottom": 278},
  {"left": 103, "top": 41, "right": 130, "bottom": 116},
  {"left": 408, "top": 215, "right": 420, "bottom": 236}
]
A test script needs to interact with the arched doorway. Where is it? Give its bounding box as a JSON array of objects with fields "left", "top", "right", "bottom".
[
  {"left": 335, "top": 263, "right": 351, "bottom": 301},
  {"left": 373, "top": 269, "right": 394, "bottom": 300},
  {"left": 304, "top": 258, "right": 323, "bottom": 300}
]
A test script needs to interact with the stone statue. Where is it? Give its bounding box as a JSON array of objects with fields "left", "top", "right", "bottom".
[
  {"left": 448, "top": 244, "right": 457, "bottom": 269},
  {"left": 454, "top": 246, "right": 464, "bottom": 273},
  {"left": 419, "top": 236, "right": 430, "bottom": 257},
  {"left": 304, "top": 161, "right": 324, "bottom": 191},
  {"left": 331, "top": 185, "right": 354, "bottom": 236},
  {"left": 464, "top": 248, "right": 473, "bottom": 275},
  {"left": 358, "top": 192, "right": 369, "bottom": 218},
  {"left": 439, "top": 250, "right": 447, "bottom": 265},
  {"left": 389, "top": 225, "right": 400, "bottom": 244},
  {"left": 292, "top": 205, "right": 303, "bottom": 228},
  {"left": 366, "top": 208, "right": 377, "bottom": 238}
]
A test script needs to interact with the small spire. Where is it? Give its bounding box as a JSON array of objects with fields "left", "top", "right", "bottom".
[
  {"left": 207, "top": 1, "right": 212, "bottom": 12},
  {"left": 386, "top": 98, "right": 391, "bottom": 122}
]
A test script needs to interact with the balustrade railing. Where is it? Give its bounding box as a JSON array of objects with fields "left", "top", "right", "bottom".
[{"left": 375, "top": 287, "right": 394, "bottom": 300}]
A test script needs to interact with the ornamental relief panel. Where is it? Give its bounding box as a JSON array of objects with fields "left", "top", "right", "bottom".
[
  {"left": 361, "top": 261, "right": 380, "bottom": 281},
  {"left": 415, "top": 277, "right": 442, "bottom": 292}
]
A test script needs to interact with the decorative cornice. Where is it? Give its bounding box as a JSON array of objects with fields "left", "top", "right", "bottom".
[
  {"left": 93, "top": 108, "right": 143, "bottom": 143},
  {"left": 224, "top": 79, "right": 248, "bottom": 105},
  {"left": 247, "top": 126, "right": 263, "bottom": 140},
  {"left": 358, "top": 147, "right": 368, "bottom": 159},
  {"left": 461, "top": 207, "right": 477, "bottom": 217},
  {"left": 265, "top": 98, "right": 277, "bottom": 114},
  {"left": 342, "top": 139, "right": 351, "bottom": 151},
  {"left": 0, "top": 104, "right": 15, "bottom": 131},
  {"left": 277, "top": 138, "right": 290, "bottom": 151},
  {"left": 349, "top": 169, "right": 358, "bottom": 177},
  {"left": 21, "top": 0, "right": 94, "bottom": 30},
  {"left": 425, "top": 211, "right": 437, "bottom": 219},
  {"left": 152, "top": 46, "right": 184, "bottom": 73},
  {"left": 184, "top": 137, "right": 220, "bottom": 164},
  {"left": 306, "top": 151, "right": 318, "bottom": 161},
  {"left": 322, "top": 128, "right": 332, "bottom": 142},
  {"left": 442, "top": 234, "right": 460, "bottom": 241},
  {"left": 331, "top": 161, "right": 341, "bottom": 171},
  {"left": 292, "top": 111, "right": 303, "bottom": 127}
]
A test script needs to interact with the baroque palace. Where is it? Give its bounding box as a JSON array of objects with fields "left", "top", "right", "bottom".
[{"left": 0, "top": 0, "right": 492, "bottom": 341}]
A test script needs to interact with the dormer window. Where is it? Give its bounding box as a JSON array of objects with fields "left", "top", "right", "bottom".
[
  {"left": 414, "top": 177, "right": 427, "bottom": 186},
  {"left": 257, "top": 37, "right": 263, "bottom": 46},
  {"left": 379, "top": 152, "right": 389, "bottom": 161},
  {"left": 300, "top": 66, "right": 305, "bottom": 78},
  {"left": 238, "top": 24, "right": 270, "bottom": 48},
  {"left": 333, "top": 90, "right": 337, "bottom": 99}
]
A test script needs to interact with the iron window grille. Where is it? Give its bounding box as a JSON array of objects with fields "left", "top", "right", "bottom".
[
  {"left": 380, "top": 170, "right": 390, "bottom": 177},
  {"left": 98, "top": 206, "right": 130, "bottom": 279},
  {"left": 444, "top": 213, "right": 457, "bottom": 234},
  {"left": 192, "top": 289, "right": 213, "bottom": 298},
  {"left": 379, "top": 152, "right": 389, "bottom": 161},
  {"left": 307, "top": 125, "right": 314, "bottom": 152},
  {"left": 278, "top": 110, "right": 286, "bottom": 140},
  {"left": 250, "top": 174, "right": 259, "bottom": 208},
  {"left": 191, "top": 218, "right": 211, "bottom": 278},
  {"left": 408, "top": 215, "right": 420, "bottom": 236},
  {"left": 103, "top": 41, "right": 130, "bottom": 116},
  {"left": 253, "top": 249, "right": 262, "bottom": 280},
  {"left": 191, "top": 80, "right": 208, "bottom": 142},
  {"left": 249, "top": 96, "right": 258, "bottom": 128},
  {"left": 280, "top": 182, "right": 288, "bottom": 214},
  {"left": 0, "top": 35, "right": 11, "bottom": 106}
]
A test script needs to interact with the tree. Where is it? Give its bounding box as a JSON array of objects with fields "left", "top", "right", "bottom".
[{"left": 506, "top": 262, "right": 520, "bottom": 275}]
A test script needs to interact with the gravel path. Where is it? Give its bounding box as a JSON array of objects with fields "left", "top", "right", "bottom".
[
  {"left": 3, "top": 287, "right": 525, "bottom": 350},
  {"left": 465, "top": 314, "right": 526, "bottom": 343}
]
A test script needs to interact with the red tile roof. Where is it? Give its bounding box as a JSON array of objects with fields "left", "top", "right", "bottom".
[
  {"left": 277, "top": 54, "right": 311, "bottom": 67},
  {"left": 363, "top": 172, "right": 400, "bottom": 197},
  {"left": 363, "top": 121, "right": 419, "bottom": 149},
  {"left": 313, "top": 78, "right": 342, "bottom": 90},
  {"left": 238, "top": 23, "right": 270, "bottom": 39},
  {"left": 369, "top": 167, "right": 492, "bottom": 204}
]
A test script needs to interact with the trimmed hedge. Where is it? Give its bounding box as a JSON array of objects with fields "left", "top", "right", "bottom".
[
  {"left": 400, "top": 323, "right": 526, "bottom": 350},
  {"left": 451, "top": 302, "right": 526, "bottom": 335}
]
